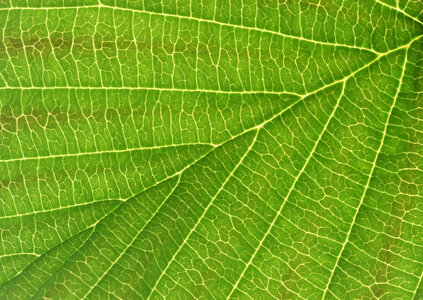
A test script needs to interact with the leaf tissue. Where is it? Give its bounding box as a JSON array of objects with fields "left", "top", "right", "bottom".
[{"left": 0, "top": 0, "right": 422, "bottom": 299}]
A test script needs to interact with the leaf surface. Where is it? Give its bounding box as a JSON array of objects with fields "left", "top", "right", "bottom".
[{"left": 0, "top": 0, "right": 422, "bottom": 299}]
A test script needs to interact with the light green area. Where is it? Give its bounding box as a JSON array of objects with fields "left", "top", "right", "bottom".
[{"left": 0, "top": 1, "right": 422, "bottom": 299}]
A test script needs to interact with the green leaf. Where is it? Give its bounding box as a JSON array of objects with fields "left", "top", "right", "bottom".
[{"left": 0, "top": 0, "right": 422, "bottom": 299}]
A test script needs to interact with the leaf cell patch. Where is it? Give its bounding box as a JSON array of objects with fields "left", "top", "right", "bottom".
[{"left": 0, "top": 0, "right": 422, "bottom": 299}]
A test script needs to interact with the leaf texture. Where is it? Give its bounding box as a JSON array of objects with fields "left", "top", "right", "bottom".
[{"left": 0, "top": 0, "right": 422, "bottom": 299}]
